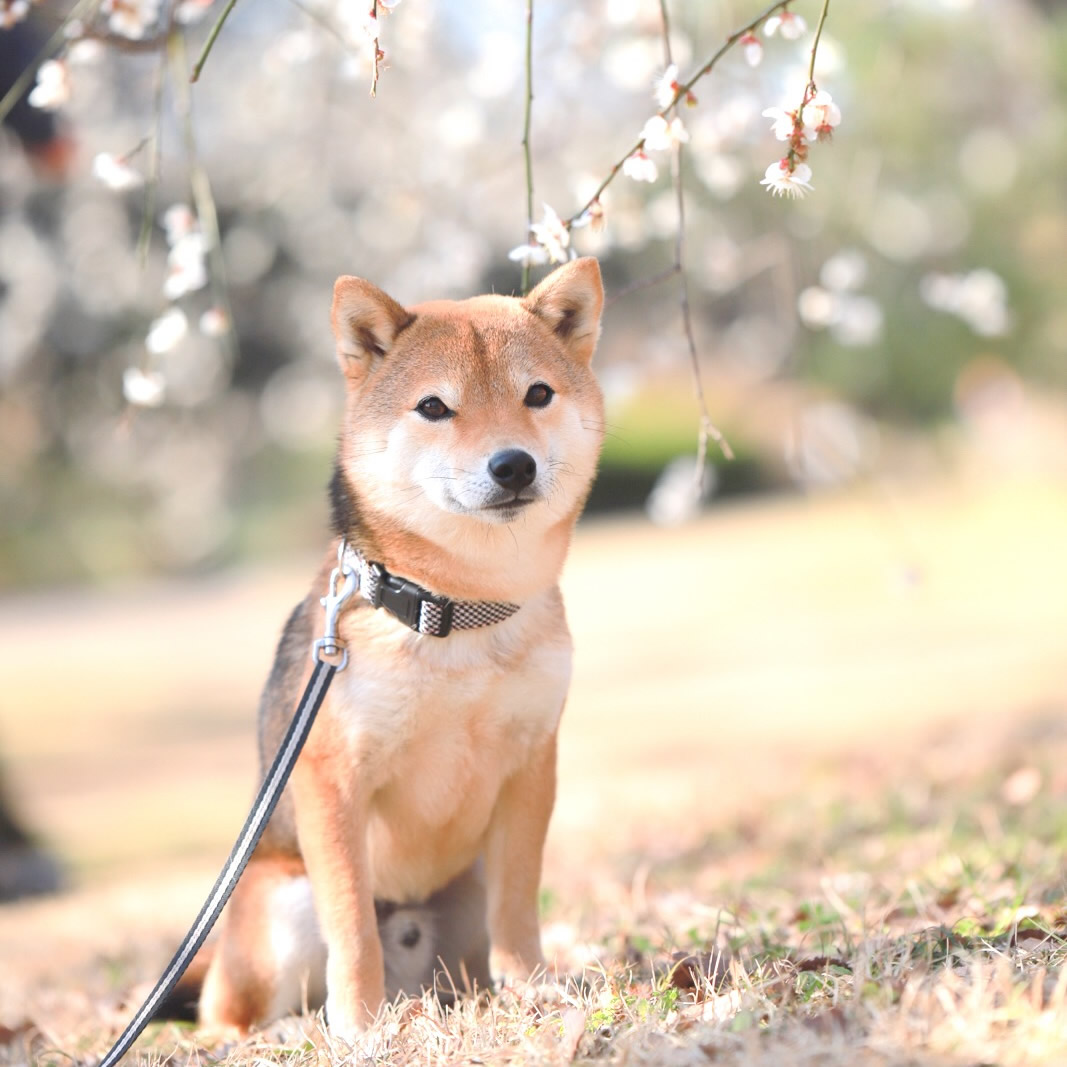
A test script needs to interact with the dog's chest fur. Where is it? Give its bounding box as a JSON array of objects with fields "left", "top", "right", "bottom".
[{"left": 326, "top": 589, "right": 572, "bottom": 901}]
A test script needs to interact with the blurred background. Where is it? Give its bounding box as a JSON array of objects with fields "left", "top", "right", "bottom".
[{"left": 1, "top": 0, "right": 1066, "bottom": 900}]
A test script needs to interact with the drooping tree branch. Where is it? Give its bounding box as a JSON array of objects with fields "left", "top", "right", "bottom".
[
  {"left": 564, "top": 0, "right": 796, "bottom": 229},
  {"left": 657, "top": 0, "right": 734, "bottom": 469},
  {"left": 519, "top": 0, "right": 535, "bottom": 295}
]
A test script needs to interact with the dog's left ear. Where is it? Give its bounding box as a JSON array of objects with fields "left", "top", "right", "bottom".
[
  {"left": 524, "top": 257, "right": 604, "bottom": 365},
  {"left": 331, "top": 276, "right": 415, "bottom": 383}
]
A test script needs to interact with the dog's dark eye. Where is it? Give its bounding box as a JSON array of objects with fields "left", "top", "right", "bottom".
[
  {"left": 416, "top": 396, "right": 452, "bottom": 421},
  {"left": 524, "top": 383, "right": 554, "bottom": 408}
]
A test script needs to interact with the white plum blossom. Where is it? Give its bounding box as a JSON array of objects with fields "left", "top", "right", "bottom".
[
  {"left": 760, "top": 159, "right": 814, "bottom": 198},
  {"left": 642, "top": 114, "right": 689, "bottom": 151},
  {"left": 102, "top": 0, "right": 162, "bottom": 40},
  {"left": 199, "top": 307, "right": 230, "bottom": 337},
  {"left": 760, "top": 88, "right": 841, "bottom": 200},
  {"left": 162, "top": 203, "right": 196, "bottom": 244},
  {"left": 507, "top": 243, "right": 549, "bottom": 268},
  {"left": 654, "top": 63, "right": 680, "bottom": 109},
  {"left": 762, "top": 105, "right": 798, "bottom": 142},
  {"left": 529, "top": 203, "right": 572, "bottom": 263},
  {"left": 92, "top": 152, "right": 144, "bottom": 191},
  {"left": 339, "top": 0, "right": 399, "bottom": 43},
  {"left": 165, "top": 233, "right": 209, "bottom": 300},
  {"left": 764, "top": 9, "right": 807, "bottom": 39},
  {"left": 66, "top": 38, "right": 106, "bottom": 64},
  {"left": 739, "top": 33, "right": 763, "bottom": 67},
  {"left": 175, "top": 0, "right": 214, "bottom": 24},
  {"left": 510, "top": 204, "right": 575, "bottom": 266},
  {"left": 160, "top": 204, "right": 209, "bottom": 299},
  {"left": 623, "top": 150, "right": 658, "bottom": 183},
  {"left": 1, "top": 0, "right": 31, "bottom": 29},
  {"left": 123, "top": 367, "right": 166, "bottom": 407},
  {"left": 145, "top": 307, "right": 188, "bottom": 355},
  {"left": 801, "top": 89, "right": 842, "bottom": 140},
  {"left": 27, "top": 60, "right": 70, "bottom": 111}
]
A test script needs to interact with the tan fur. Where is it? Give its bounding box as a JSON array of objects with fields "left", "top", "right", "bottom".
[{"left": 200, "top": 259, "right": 604, "bottom": 1042}]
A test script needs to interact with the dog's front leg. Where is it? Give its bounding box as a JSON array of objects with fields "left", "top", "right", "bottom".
[
  {"left": 485, "top": 732, "right": 557, "bottom": 985},
  {"left": 290, "top": 750, "right": 383, "bottom": 1043}
]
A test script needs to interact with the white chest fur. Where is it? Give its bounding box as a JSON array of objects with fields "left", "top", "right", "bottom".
[{"left": 329, "top": 590, "right": 572, "bottom": 901}]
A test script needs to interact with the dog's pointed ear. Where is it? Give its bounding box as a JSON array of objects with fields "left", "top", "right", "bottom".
[
  {"left": 524, "top": 257, "right": 604, "bottom": 365},
  {"left": 331, "top": 276, "right": 415, "bottom": 382}
]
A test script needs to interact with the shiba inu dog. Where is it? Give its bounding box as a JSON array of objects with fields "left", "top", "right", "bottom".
[{"left": 196, "top": 257, "right": 605, "bottom": 1042}]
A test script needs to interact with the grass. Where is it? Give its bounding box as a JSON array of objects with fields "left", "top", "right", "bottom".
[
  {"left": 2, "top": 477, "right": 1066, "bottom": 1065},
  {"left": 7, "top": 715, "right": 1067, "bottom": 1067}
]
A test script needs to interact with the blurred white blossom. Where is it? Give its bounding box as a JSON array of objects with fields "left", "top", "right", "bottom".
[
  {"left": 642, "top": 114, "right": 689, "bottom": 151},
  {"left": 175, "top": 0, "right": 215, "bottom": 24},
  {"left": 820, "top": 249, "right": 868, "bottom": 292},
  {"left": 102, "top": 0, "right": 162, "bottom": 40},
  {"left": 646, "top": 455, "right": 717, "bottom": 526},
  {"left": 764, "top": 9, "right": 807, "bottom": 39},
  {"left": 920, "top": 269, "right": 1011, "bottom": 337},
  {"left": 1, "top": 0, "right": 31, "bottom": 29},
  {"left": 163, "top": 204, "right": 196, "bottom": 245},
  {"left": 123, "top": 367, "right": 166, "bottom": 407},
  {"left": 28, "top": 60, "right": 70, "bottom": 111},
  {"left": 198, "top": 307, "right": 230, "bottom": 337},
  {"left": 146, "top": 308, "right": 188, "bottom": 355},
  {"left": 92, "top": 152, "right": 144, "bottom": 192},
  {"left": 162, "top": 206, "right": 209, "bottom": 301}
]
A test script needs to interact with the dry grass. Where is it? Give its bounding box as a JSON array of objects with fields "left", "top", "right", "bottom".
[{"left": 2, "top": 474, "right": 1067, "bottom": 1065}]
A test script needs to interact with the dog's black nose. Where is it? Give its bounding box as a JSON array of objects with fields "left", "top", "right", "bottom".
[{"left": 488, "top": 448, "right": 537, "bottom": 491}]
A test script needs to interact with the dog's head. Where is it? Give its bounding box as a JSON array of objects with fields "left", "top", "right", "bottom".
[{"left": 328, "top": 259, "right": 604, "bottom": 595}]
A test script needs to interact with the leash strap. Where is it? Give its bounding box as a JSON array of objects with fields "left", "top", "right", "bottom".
[{"left": 95, "top": 659, "right": 337, "bottom": 1067}]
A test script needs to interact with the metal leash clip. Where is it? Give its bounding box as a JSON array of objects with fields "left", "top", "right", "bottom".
[{"left": 312, "top": 539, "right": 359, "bottom": 670}]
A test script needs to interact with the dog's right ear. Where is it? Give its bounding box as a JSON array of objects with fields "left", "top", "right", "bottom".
[{"left": 331, "top": 277, "right": 415, "bottom": 383}]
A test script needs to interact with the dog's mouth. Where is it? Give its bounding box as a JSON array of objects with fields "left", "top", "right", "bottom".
[{"left": 481, "top": 494, "right": 537, "bottom": 514}]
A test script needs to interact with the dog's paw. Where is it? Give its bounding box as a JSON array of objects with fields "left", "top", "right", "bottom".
[
  {"left": 323, "top": 996, "right": 385, "bottom": 1060},
  {"left": 492, "top": 960, "right": 570, "bottom": 1008}
]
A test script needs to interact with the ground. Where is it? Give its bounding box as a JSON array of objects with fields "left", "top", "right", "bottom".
[{"left": 1, "top": 472, "right": 1066, "bottom": 1065}]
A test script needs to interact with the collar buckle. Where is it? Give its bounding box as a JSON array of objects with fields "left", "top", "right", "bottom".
[{"left": 370, "top": 564, "right": 455, "bottom": 637}]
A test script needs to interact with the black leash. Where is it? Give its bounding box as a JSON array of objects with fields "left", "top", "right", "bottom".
[
  {"left": 96, "top": 546, "right": 359, "bottom": 1067},
  {"left": 96, "top": 659, "right": 336, "bottom": 1067}
]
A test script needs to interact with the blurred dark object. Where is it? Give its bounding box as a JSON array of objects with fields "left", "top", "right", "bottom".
[
  {"left": 0, "top": 16, "right": 76, "bottom": 178},
  {"left": 0, "top": 767, "right": 63, "bottom": 902}
]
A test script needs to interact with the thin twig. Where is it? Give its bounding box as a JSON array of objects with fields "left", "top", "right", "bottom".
[
  {"left": 136, "top": 48, "right": 169, "bottom": 267},
  {"left": 285, "top": 0, "right": 356, "bottom": 52},
  {"left": 789, "top": 0, "right": 831, "bottom": 145},
  {"left": 70, "top": 26, "right": 173, "bottom": 53},
  {"left": 565, "top": 0, "right": 794, "bottom": 227},
  {"left": 370, "top": 0, "right": 382, "bottom": 96},
  {"left": 604, "top": 264, "right": 680, "bottom": 309},
  {"left": 171, "top": 32, "right": 238, "bottom": 363},
  {"left": 191, "top": 0, "right": 239, "bottom": 82},
  {"left": 657, "top": 0, "right": 734, "bottom": 468},
  {"left": 519, "top": 0, "right": 535, "bottom": 295},
  {"left": 806, "top": 0, "right": 831, "bottom": 85}
]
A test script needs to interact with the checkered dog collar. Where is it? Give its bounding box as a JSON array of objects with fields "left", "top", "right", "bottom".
[{"left": 341, "top": 544, "right": 520, "bottom": 638}]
